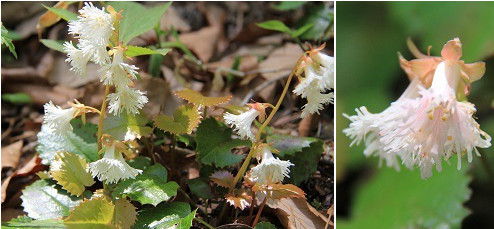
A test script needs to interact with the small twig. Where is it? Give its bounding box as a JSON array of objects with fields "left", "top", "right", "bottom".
[
  {"left": 144, "top": 137, "right": 156, "bottom": 164},
  {"left": 252, "top": 197, "right": 267, "bottom": 227},
  {"left": 194, "top": 218, "right": 214, "bottom": 229},
  {"left": 248, "top": 192, "right": 256, "bottom": 218}
]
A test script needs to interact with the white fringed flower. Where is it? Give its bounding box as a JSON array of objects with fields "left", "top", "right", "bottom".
[
  {"left": 68, "top": 2, "right": 114, "bottom": 65},
  {"left": 43, "top": 101, "right": 76, "bottom": 136},
  {"left": 224, "top": 108, "right": 260, "bottom": 141},
  {"left": 250, "top": 147, "right": 293, "bottom": 185},
  {"left": 89, "top": 145, "right": 141, "bottom": 184},
  {"left": 107, "top": 87, "right": 148, "bottom": 115},
  {"left": 343, "top": 78, "right": 421, "bottom": 170},
  {"left": 381, "top": 61, "right": 491, "bottom": 179},
  {"left": 293, "top": 50, "right": 334, "bottom": 118},
  {"left": 313, "top": 52, "right": 335, "bottom": 90},
  {"left": 64, "top": 41, "right": 89, "bottom": 77},
  {"left": 99, "top": 47, "right": 138, "bottom": 88},
  {"left": 346, "top": 38, "right": 491, "bottom": 179}
]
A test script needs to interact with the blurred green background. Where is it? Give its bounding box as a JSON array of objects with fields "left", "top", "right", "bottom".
[{"left": 336, "top": 2, "right": 494, "bottom": 228}]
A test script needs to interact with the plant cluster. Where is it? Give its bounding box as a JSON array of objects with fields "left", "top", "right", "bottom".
[{"left": 3, "top": 2, "right": 334, "bottom": 229}]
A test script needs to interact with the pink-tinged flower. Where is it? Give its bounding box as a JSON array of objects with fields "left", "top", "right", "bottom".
[
  {"left": 293, "top": 45, "right": 334, "bottom": 118},
  {"left": 223, "top": 103, "right": 268, "bottom": 141},
  {"left": 343, "top": 78, "right": 421, "bottom": 170},
  {"left": 399, "top": 37, "right": 485, "bottom": 94},
  {"left": 345, "top": 38, "right": 490, "bottom": 179},
  {"left": 382, "top": 61, "right": 491, "bottom": 179}
]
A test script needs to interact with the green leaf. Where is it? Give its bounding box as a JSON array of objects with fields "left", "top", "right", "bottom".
[
  {"left": 21, "top": 180, "right": 82, "bottom": 220},
  {"left": 133, "top": 202, "right": 193, "bottom": 229},
  {"left": 255, "top": 221, "right": 277, "bottom": 229},
  {"left": 294, "top": 4, "right": 333, "bottom": 40},
  {"left": 70, "top": 119, "right": 98, "bottom": 144},
  {"left": 267, "top": 134, "right": 318, "bottom": 157},
  {"left": 63, "top": 197, "right": 114, "bottom": 229},
  {"left": 50, "top": 151, "right": 95, "bottom": 197},
  {"left": 154, "top": 104, "right": 201, "bottom": 135},
  {"left": 127, "top": 156, "right": 152, "bottom": 171},
  {"left": 112, "top": 164, "right": 178, "bottom": 206},
  {"left": 103, "top": 111, "right": 152, "bottom": 141},
  {"left": 187, "top": 178, "right": 213, "bottom": 199},
  {"left": 43, "top": 5, "right": 77, "bottom": 21},
  {"left": 113, "top": 198, "right": 138, "bottom": 229},
  {"left": 282, "top": 141, "right": 324, "bottom": 185},
  {"left": 1, "top": 23, "right": 17, "bottom": 58},
  {"left": 2, "top": 93, "right": 32, "bottom": 104},
  {"left": 256, "top": 20, "right": 292, "bottom": 35},
  {"left": 196, "top": 118, "right": 251, "bottom": 167},
  {"left": 37, "top": 125, "right": 98, "bottom": 165},
  {"left": 177, "top": 209, "right": 196, "bottom": 229},
  {"left": 174, "top": 88, "right": 232, "bottom": 107},
  {"left": 40, "top": 39, "right": 66, "bottom": 53},
  {"left": 108, "top": 1, "right": 171, "bottom": 44},
  {"left": 337, "top": 161, "right": 471, "bottom": 229},
  {"left": 292, "top": 23, "right": 315, "bottom": 38},
  {"left": 126, "top": 46, "right": 171, "bottom": 57},
  {"left": 272, "top": 1, "right": 307, "bottom": 11},
  {"left": 2, "top": 216, "right": 65, "bottom": 229}
]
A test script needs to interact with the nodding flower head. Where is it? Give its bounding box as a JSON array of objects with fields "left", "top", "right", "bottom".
[
  {"left": 250, "top": 145, "right": 293, "bottom": 185},
  {"left": 345, "top": 38, "right": 491, "bottom": 179},
  {"left": 89, "top": 135, "right": 141, "bottom": 184},
  {"left": 343, "top": 78, "right": 422, "bottom": 171},
  {"left": 64, "top": 41, "right": 90, "bottom": 77},
  {"left": 294, "top": 45, "right": 334, "bottom": 118},
  {"left": 43, "top": 101, "right": 77, "bottom": 136},
  {"left": 223, "top": 103, "right": 269, "bottom": 141},
  {"left": 381, "top": 59, "right": 491, "bottom": 179},
  {"left": 107, "top": 86, "right": 148, "bottom": 115},
  {"left": 99, "top": 47, "right": 138, "bottom": 88},
  {"left": 68, "top": 2, "right": 114, "bottom": 65}
]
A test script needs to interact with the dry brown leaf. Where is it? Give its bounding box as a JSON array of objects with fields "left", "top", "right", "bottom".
[
  {"left": 225, "top": 191, "right": 252, "bottom": 210},
  {"left": 258, "top": 43, "right": 304, "bottom": 81},
  {"left": 1, "top": 175, "right": 13, "bottom": 203},
  {"left": 1, "top": 208, "right": 25, "bottom": 222},
  {"left": 47, "top": 57, "right": 100, "bottom": 88},
  {"left": 268, "top": 198, "right": 328, "bottom": 229},
  {"left": 207, "top": 55, "right": 259, "bottom": 73},
  {"left": 160, "top": 6, "right": 191, "bottom": 32},
  {"left": 134, "top": 75, "right": 170, "bottom": 119},
  {"left": 179, "top": 26, "right": 221, "bottom": 63},
  {"left": 298, "top": 114, "right": 314, "bottom": 137},
  {"left": 14, "top": 155, "right": 44, "bottom": 177},
  {"left": 36, "top": 1, "right": 71, "bottom": 37},
  {"left": 1, "top": 140, "right": 23, "bottom": 169},
  {"left": 210, "top": 170, "right": 234, "bottom": 188},
  {"left": 4, "top": 83, "right": 81, "bottom": 105}
]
